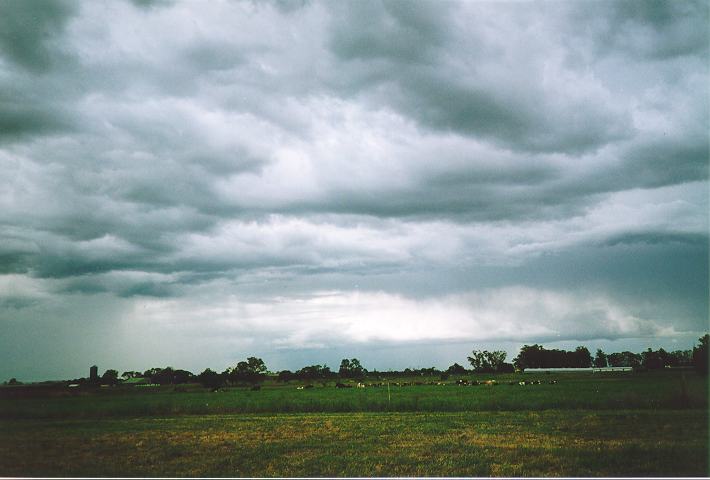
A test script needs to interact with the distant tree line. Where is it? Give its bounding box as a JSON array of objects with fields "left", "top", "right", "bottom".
[
  {"left": 511, "top": 335, "right": 708, "bottom": 373},
  {"left": 513, "top": 345, "right": 594, "bottom": 370},
  {"left": 6, "top": 335, "right": 707, "bottom": 387}
]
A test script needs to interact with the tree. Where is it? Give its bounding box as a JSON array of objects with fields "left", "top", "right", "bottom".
[
  {"left": 247, "top": 357, "right": 267, "bottom": 375},
  {"left": 514, "top": 344, "right": 596, "bottom": 370},
  {"left": 339, "top": 358, "right": 367, "bottom": 379},
  {"left": 467, "top": 350, "right": 507, "bottom": 373},
  {"left": 667, "top": 350, "right": 692, "bottom": 367},
  {"left": 101, "top": 369, "right": 119, "bottom": 385},
  {"left": 489, "top": 351, "right": 507, "bottom": 371},
  {"left": 144, "top": 367, "right": 163, "bottom": 379},
  {"left": 153, "top": 367, "right": 175, "bottom": 385},
  {"left": 607, "top": 351, "right": 641, "bottom": 368},
  {"left": 593, "top": 349, "right": 608, "bottom": 368},
  {"left": 498, "top": 362, "right": 515, "bottom": 373},
  {"left": 338, "top": 359, "right": 351, "bottom": 377},
  {"left": 513, "top": 345, "right": 544, "bottom": 370},
  {"left": 641, "top": 348, "right": 665, "bottom": 370},
  {"left": 295, "top": 364, "right": 332, "bottom": 380},
  {"left": 446, "top": 363, "right": 467, "bottom": 375},
  {"left": 572, "top": 346, "right": 593, "bottom": 368},
  {"left": 226, "top": 357, "right": 268, "bottom": 384},
  {"left": 197, "top": 368, "right": 224, "bottom": 390},
  {"left": 172, "top": 369, "right": 194, "bottom": 384},
  {"left": 692, "top": 334, "right": 709, "bottom": 375},
  {"left": 467, "top": 350, "right": 489, "bottom": 372}
]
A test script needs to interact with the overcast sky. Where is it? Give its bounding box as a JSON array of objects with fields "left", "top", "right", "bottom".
[{"left": 0, "top": 0, "right": 707, "bottom": 381}]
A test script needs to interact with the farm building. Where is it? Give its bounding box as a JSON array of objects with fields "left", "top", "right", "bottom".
[
  {"left": 523, "top": 367, "right": 633, "bottom": 373},
  {"left": 592, "top": 367, "right": 633, "bottom": 372},
  {"left": 122, "top": 377, "right": 158, "bottom": 386}
]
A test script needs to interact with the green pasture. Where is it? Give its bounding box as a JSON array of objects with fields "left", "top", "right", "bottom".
[
  {"left": 1, "top": 370, "right": 705, "bottom": 418},
  {"left": 0, "top": 370, "right": 707, "bottom": 476}
]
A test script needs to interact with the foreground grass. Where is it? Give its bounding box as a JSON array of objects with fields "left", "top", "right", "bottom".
[{"left": 0, "top": 409, "right": 706, "bottom": 477}]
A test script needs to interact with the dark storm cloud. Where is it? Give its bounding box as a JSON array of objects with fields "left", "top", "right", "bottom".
[
  {"left": 586, "top": 0, "right": 709, "bottom": 60},
  {"left": 129, "top": 0, "right": 173, "bottom": 9},
  {"left": 620, "top": 139, "right": 709, "bottom": 188},
  {"left": 0, "top": 99, "right": 66, "bottom": 140},
  {"left": 329, "top": 0, "right": 450, "bottom": 64},
  {"left": 0, "top": 1, "right": 84, "bottom": 145},
  {"left": 324, "top": 1, "right": 636, "bottom": 154},
  {"left": 0, "top": 0, "right": 75, "bottom": 72},
  {"left": 0, "top": 64, "right": 80, "bottom": 144}
]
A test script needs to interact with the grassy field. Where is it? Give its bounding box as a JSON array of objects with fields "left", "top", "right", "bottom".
[
  {"left": 0, "top": 370, "right": 707, "bottom": 476},
  {"left": 1, "top": 370, "right": 706, "bottom": 418}
]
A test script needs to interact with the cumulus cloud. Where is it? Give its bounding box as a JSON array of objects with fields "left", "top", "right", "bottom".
[{"left": 0, "top": 0, "right": 707, "bottom": 379}]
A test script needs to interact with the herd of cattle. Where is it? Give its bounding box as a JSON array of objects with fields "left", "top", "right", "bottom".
[{"left": 294, "top": 379, "right": 558, "bottom": 389}]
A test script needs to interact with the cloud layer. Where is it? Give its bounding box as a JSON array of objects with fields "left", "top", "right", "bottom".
[{"left": 0, "top": 0, "right": 707, "bottom": 379}]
